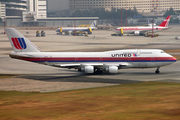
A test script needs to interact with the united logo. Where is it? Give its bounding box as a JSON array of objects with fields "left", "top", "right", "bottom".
[
  {"left": 133, "top": 54, "right": 137, "bottom": 57},
  {"left": 11, "top": 38, "right": 27, "bottom": 49}
]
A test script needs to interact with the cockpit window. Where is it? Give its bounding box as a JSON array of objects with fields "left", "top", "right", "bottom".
[{"left": 161, "top": 51, "right": 165, "bottom": 53}]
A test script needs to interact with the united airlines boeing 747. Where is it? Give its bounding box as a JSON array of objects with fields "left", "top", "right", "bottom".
[{"left": 6, "top": 28, "right": 176, "bottom": 74}]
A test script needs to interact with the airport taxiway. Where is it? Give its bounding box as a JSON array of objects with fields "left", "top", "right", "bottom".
[{"left": 0, "top": 25, "right": 180, "bottom": 92}]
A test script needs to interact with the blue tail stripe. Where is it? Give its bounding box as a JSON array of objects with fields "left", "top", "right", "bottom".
[
  {"left": 21, "top": 38, "right": 27, "bottom": 49},
  {"left": 18, "top": 38, "right": 24, "bottom": 49}
]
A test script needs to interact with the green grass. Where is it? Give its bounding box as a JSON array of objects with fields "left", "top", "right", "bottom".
[{"left": 0, "top": 82, "right": 180, "bottom": 120}]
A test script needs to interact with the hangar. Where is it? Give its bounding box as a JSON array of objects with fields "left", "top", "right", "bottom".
[{"left": 5, "top": 16, "right": 99, "bottom": 27}]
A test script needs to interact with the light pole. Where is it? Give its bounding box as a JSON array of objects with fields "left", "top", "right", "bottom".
[
  {"left": 4, "top": 17, "right": 6, "bottom": 34},
  {"left": 152, "top": 18, "right": 154, "bottom": 38}
]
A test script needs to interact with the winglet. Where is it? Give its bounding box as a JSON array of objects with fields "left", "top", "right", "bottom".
[
  {"left": 6, "top": 28, "right": 41, "bottom": 52},
  {"left": 159, "top": 15, "right": 171, "bottom": 27}
]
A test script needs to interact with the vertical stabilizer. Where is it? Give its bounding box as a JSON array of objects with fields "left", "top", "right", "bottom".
[
  {"left": 159, "top": 15, "right": 171, "bottom": 27},
  {"left": 6, "top": 28, "right": 41, "bottom": 52},
  {"left": 90, "top": 20, "right": 97, "bottom": 27}
]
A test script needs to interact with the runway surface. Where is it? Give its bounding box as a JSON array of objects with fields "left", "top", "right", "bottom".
[{"left": 0, "top": 25, "right": 180, "bottom": 92}]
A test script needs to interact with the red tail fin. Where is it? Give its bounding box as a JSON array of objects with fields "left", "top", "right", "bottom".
[{"left": 159, "top": 16, "right": 171, "bottom": 27}]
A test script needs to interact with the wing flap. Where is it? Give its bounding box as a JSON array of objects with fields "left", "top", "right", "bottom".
[
  {"left": 54, "top": 64, "right": 81, "bottom": 68},
  {"left": 54, "top": 62, "right": 133, "bottom": 69},
  {"left": 54, "top": 63, "right": 104, "bottom": 68}
]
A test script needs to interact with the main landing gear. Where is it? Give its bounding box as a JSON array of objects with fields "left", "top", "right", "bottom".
[
  {"left": 94, "top": 68, "right": 103, "bottom": 74},
  {"left": 155, "top": 67, "right": 160, "bottom": 74}
]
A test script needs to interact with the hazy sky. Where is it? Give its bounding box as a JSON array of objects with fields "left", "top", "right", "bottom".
[{"left": 47, "top": 0, "right": 69, "bottom": 12}]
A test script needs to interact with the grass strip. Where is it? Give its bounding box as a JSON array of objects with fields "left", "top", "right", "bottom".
[{"left": 0, "top": 82, "right": 180, "bottom": 120}]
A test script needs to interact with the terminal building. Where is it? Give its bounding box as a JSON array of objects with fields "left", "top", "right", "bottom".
[
  {"left": 0, "top": 0, "right": 98, "bottom": 27},
  {"left": 5, "top": 0, "right": 27, "bottom": 16},
  {"left": 69, "top": 0, "right": 180, "bottom": 13},
  {"left": 0, "top": 0, "right": 48, "bottom": 26},
  {"left": 0, "top": 2, "right": 5, "bottom": 21},
  {"left": 27, "top": 0, "right": 47, "bottom": 18}
]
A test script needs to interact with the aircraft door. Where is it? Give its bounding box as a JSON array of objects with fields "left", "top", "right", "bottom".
[
  {"left": 137, "top": 49, "right": 141, "bottom": 56},
  {"left": 99, "top": 57, "right": 103, "bottom": 63},
  {"left": 148, "top": 57, "right": 155, "bottom": 67},
  {"left": 76, "top": 57, "right": 78, "bottom": 63},
  {"left": 41, "top": 56, "right": 50, "bottom": 65}
]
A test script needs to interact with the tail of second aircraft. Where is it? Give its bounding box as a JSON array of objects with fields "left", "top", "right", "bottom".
[
  {"left": 159, "top": 15, "right": 171, "bottom": 27},
  {"left": 6, "top": 28, "right": 41, "bottom": 52},
  {"left": 90, "top": 20, "right": 97, "bottom": 28}
]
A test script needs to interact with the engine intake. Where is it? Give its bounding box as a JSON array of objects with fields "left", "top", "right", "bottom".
[
  {"left": 105, "top": 66, "right": 118, "bottom": 73},
  {"left": 134, "top": 31, "right": 140, "bottom": 35},
  {"left": 79, "top": 66, "right": 94, "bottom": 73}
]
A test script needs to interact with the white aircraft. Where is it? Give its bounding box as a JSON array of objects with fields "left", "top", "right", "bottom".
[
  {"left": 6, "top": 28, "right": 176, "bottom": 74},
  {"left": 56, "top": 20, "right": 97, "bottom": 34},
  {"left": 115, "top": 16, "right": 171, "bottom": 36}
]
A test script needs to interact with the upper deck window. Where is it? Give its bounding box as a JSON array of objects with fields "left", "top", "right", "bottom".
[{"left": 140, "top": 52, "right": 152, "bottom": 54}]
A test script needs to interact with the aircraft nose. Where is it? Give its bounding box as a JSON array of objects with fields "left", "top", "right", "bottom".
[
  {"left": 171, "top": 57, "right": 177, "bottom": 62},
  {"left": 56, "top": 29, "right": 60, "bottom": 32}
]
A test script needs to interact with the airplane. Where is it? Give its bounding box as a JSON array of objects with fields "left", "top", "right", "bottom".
[
  {"left": 56, "top": 20, "right": 97, "bottom": 35},
  {"left": 6, "top": 28, "right": 176, "bottom": 74},
  {"left": 115, "top": 15, "right": 171, "bottom": 36}
]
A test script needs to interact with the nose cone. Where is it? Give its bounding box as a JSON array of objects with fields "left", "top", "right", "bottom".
[
  {"left": 56, "top": 28, "right": 60, "bottom": 32},
  {"left": 115, "top": 28, "right": 119, "bottom": 31},
  {"left": 171, "top": 57, "right": 177, "bottom": 62}
]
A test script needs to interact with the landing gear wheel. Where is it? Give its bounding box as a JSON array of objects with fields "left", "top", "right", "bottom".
[
  {"left": 94, "top": 69, "right": 103, "bottom": 74},
  {"left": 155, "top": 68, "right": 160, "bottom": 74}
]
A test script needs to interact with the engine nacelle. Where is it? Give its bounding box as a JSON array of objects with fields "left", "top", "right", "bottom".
[
  {"left": 88, "top": 28, "right": 92, "bottom": 34},
  {"left": 85, "top": 66, "right": 94, "bottom": 73},
  {"left": 79, "top": 66, "right": 94, "bottom": 73},
  {"left": 105, "top": 66, "right": 118, "bottom": 73},
  {"left": 134, "top": 31, "right": 140, "bottom": 35}
]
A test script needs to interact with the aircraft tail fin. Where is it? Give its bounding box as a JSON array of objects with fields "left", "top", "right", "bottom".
[
  {"left": 6, "top": 28, "right": 41, "bottom": 52},
  {"left": 90, "top": 20, "right": 97, "bottom": 27},
  {"left": 159, "top": 15, "right": 171, "bottom": 27}
]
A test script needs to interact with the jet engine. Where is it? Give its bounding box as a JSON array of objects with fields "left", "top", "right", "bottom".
[
  {"left": 79, "top": 66, "right": 94, "bottom": 73},
  {"left": 88, "top": 28, "right": 92, "bottom": 34},
  {"left": 105, "top": 66, "right": 118, "bottom": 73},
  {"left": 134, "top": 31, "right": 140, "bottom": 36}
]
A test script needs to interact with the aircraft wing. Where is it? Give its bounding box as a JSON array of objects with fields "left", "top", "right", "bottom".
[{"left": 54, "top": 62, "right": 133, "bottom": 69}]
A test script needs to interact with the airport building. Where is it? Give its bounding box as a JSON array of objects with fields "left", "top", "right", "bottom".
[
  {"left": 27, "top": 0, "right": 47, "bottom": 18},
  {"left": 0, "top": 0, "right": 47, "bottom": 21},
  {"left": 5, "top": 0, "right": 27, "bottom": 16},
  {"left": 0, "top": 0, "right": 47, "bottom": 26},
  {"left": 69, "top": 0, "right": 180, "bottom": 13},
  {"left": 0, "top": 2, "right": 5, "bottom": 21},
  {"left": 0, "top": 0, "right": 98, "bottom": 27}
]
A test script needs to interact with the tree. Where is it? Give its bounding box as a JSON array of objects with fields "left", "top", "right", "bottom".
[
  {"left": 133, "top": 6, "right": 138, "bottom": 15},
  {"left": 163, "top": 7, "right": 176, "bottom": 17},
  {"left": 71, "top": 7, "right": 142, "bottom": 19}
]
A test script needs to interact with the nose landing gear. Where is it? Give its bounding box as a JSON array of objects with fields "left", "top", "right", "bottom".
[{"left": 155, "top": 68, "right": 160, "bottom": 74}]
